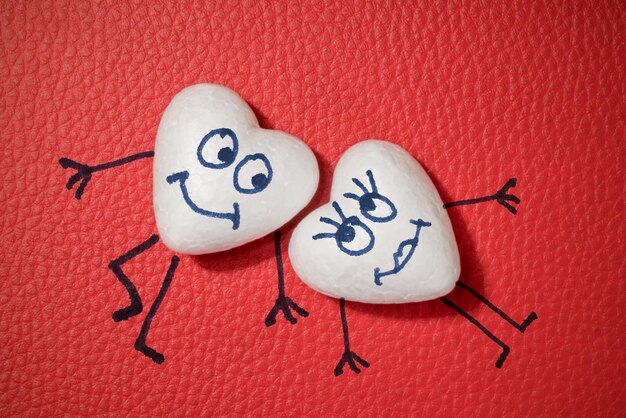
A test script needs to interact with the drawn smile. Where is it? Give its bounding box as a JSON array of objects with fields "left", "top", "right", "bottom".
[
  {"left": 166, "top": 171, "right": 240, "bottom": 230},
  {"left": 373, "top": 219, "right": 431, "bottom": 286}
]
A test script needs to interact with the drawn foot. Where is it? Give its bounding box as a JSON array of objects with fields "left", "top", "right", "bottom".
[
  {"left": 134, "top": 339, "right": 165, "bottom": 365},
  {"left": 58, "top": 158, "right": 93, "bottom": 200},
  {"left": 112, "top": 303, "right": 143, "bottom": 322},
  {"left": 495, "top": 345, "right": 510, "bottom": 368},
  {"left": 334, "top": 350, "right": 370, "bottom": 376},
  {"left": 494, "top": 178, "right": 520, "bottom": 214},
  {"left": 519, "top": 311, "right": 538, "bottom": 333},
  {"left": 264, "top": 296, "right": 309, "bottom": 326}
]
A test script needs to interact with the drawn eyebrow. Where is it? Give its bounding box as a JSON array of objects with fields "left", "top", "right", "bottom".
[
  {"left": 352, "top": 177, "right": 369, "bottom": 194},
  {"left": 364, "top": 170, "right": 377, "bottom": 192},
  {"left": 312, "top": 232, "right": 336, "bottom": 240},
  {"left": 319, "top": 217, "right": 340, "bottom": 227}
]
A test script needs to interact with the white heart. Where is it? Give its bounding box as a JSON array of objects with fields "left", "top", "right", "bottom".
[
  {"left": 153, "top": 84, "right": 319, "bottom": 255},
  {"left": 289, "top": 140, "right": 460, "bottom": 303}
]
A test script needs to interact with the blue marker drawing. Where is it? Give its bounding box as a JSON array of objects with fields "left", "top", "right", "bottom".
[
  {"left": 197, "top": 128, "right": 239, "bottom": 169},
  {"left": 313, "top": 169, "right": 432, "bottom": 286},
  {"left": 313, "top": 201, "right": 375, "bottom": 256},
  {"left": 166, "top": 170, "right": 240, "bottom": 230},
  {"left": 373, "top": 219, "right": 431, "bottom": 286},
  {"left": 166, "top": 128, "right": 277, "bottom": 229},
  {"left": 234, "top": 153, "right": 273, "bottom": 194},
  {"left": 343, "top": 169, "right": 397, "bottom": 223}
]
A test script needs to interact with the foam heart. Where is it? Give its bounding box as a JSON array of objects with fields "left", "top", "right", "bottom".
[
  {"left": 153, "top": 84, "right": 318, "bottom": 254},
  {"left": 289, "top": 140, "right": 460, "bottom": 303}
]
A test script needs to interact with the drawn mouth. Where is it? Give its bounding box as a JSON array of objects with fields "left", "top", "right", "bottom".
[
  {"left": 373, "top": 218, "right": 431, "bottom": 286},
  {"left": 166, "top": 171, "right": 240, "bottom": 230}
]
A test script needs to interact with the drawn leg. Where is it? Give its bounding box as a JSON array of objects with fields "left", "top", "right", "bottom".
[
  {"left": 440, "top": 296, "right": 510, "bottom": 368},
  {"left": 456, "top": 280, "right": 537, "bottom": 333},
  {"left": 334, "top": 298, "right": 370, "bottom": 376},
  {"left": 264, "top": 231, "right": 309, "bottom": 326},
  {"left": 108, "top": 234, "right": 159, "bottom": 322},
  {"left": 133, "top": 255, "right": 179, "bottom": 364}
]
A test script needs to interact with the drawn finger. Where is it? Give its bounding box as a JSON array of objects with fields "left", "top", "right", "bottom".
[
  {"left": 351, "top": 352, "right": 370, "bottom": 368},
  {"left": 264, "top": 304, "right": 281, "bottom": 327},
  {"left": 504, "top": 194, "right": 521, "bottom": 204},
  {"left": 498, "top": 199, "right": 517, "bottom": 215},
  {"left": 281, "top": 305, "right": 297, "bottom": 324},
  {"left": 347, "top": 358, "right": 361, "bottom": 374},
  {"left": 333, "top": 358, "right": 346, "bottom": 376},
  {"left": 501, "top": 177, "right": 517, "bottom": 192},
  {"left": 58, "top": 157, "right": 79, "bottom": 169},
  {"left": 65, "top": 173, "right": 82, "bottom": 190},
  {"left": 74, "top": 176, "right": 91, "bottom": 200},
  {"left": 287, "top": 298, "right": 309, "bottom": 318}
]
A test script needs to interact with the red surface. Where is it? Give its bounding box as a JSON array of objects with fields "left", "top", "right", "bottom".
[{"left": 1, "top": 1, "right": 624, "bottom": 416}]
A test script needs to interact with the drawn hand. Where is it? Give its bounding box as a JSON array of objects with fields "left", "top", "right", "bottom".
[
  {"left": 58, "top": 158, "right": 94, "bottom": 200},
  {"left": 493, "top": 178, "right": 520, "bottom": 215}
]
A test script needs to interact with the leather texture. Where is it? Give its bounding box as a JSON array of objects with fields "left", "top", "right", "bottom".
[{"left": 1, "top": 1, "right": 624, "bottom": 416}]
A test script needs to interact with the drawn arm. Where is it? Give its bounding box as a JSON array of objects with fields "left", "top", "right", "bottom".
[
  {"left": 58, "top": 151, "right": 154, "bottom": 199},
  {"left": 443, "top": 178, "right": 520, "bottom": 215}
]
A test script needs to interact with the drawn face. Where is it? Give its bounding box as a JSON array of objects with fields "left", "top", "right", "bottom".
[
  {"left": 153, "top": 84, "right": 318, "bottom": 255},
  {"left": 289, "top": 140, "right": 460, "bottom": 304},
  {"left": 165, "top": 128, "right": 274, "bottom": 231},
  {"left": 311, "top": 169, "right": 433, "bottom": 286}
]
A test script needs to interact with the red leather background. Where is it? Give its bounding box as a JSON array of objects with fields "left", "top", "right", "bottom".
[{"left": 1, "top": 1, "right": 624, "bottom": 416}]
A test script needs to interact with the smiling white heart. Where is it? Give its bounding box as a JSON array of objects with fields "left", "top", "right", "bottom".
[
  {"left": 289, "top": 140, "right": 460, "bottom": 303},
  {"left": 153, "top": 84, "right": 318, "bottom": 255}
]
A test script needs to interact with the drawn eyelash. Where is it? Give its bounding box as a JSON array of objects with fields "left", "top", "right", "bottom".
[
  {"left": 343, "top": 170, "right": 378, "bottom": 201},
  {"left": 312, "top": 202, "right": 348, "bottom": 240}
]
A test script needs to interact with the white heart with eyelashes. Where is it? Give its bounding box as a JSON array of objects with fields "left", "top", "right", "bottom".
[
  {"left": 153, "top": 84, "right": 319, "bottom": 255},
  {"left": 289, "top": 140, "right": 460, "bottom": 303}
]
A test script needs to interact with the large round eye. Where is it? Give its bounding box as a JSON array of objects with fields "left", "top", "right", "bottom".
[
  {"left": 336, "top": 216, "right": 374, "bottom": 256},
  {"left": 197, "top": 128, "right": 239, "bottom": 169},
  {"left": 359, "top": 193, "right": 397, "bottom": 223},
  {"left": 233, "top": 153, "right": 273, "bottom": 194}
]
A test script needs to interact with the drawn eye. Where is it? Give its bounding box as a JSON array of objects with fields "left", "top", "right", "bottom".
[
  {"left": 233, "top": 153, "right": 273, "bottom": 194},
  {"left": 313, "top": 202, "right": 375, "bottom": 256},
  {"left": 335, "top": 216, "right": 375, "bottom": 255},
  {"left": 197, "top": 128, "right": 239, "bottom": 169},
  {"left": 357, "top": 193, "right": 396, "bottom": 222},
  {"left": 344, "top": 170, "right": 397, "bottom": 223}
]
